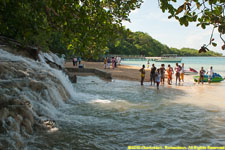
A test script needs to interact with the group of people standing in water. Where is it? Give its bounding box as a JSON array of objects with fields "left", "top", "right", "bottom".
[
  {"left": 139, "top": 63, "right": 185, "bottom": 90},
  {"left": 198, "top": 66, "right": 214, "bottom": 84}
]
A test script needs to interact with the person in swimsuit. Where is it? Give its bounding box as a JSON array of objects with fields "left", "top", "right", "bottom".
[
  {"left": 180, "top": 63, "right": 184, "bottom": 82},
  {"left": 139, "top": 65, "right": 145, "bottom": 86},
  {"left": 150, "top": 64, "right": 156, "bottom": 86},
  {"left": 107, "top": 57, "right": 111, "bottom": 69},
  {"left": 104, "top": 57, "right": 107, "bottom": 69},
  {"left": 198, "top": 67, "right": 205, "bottom": 84},
  {"left": 112, "top": 57, "right": 115, "bottom": 69},
  {"left": 167, "top": 64, "right": 173, "bottom": 85},
  {"left": 175, "top": 63, "right": 181, "bottom": 85},
  {"left": 160, "top": 64, "right": 166, "bottom": 85},
  {"left": 167, "top": 65, "right": 171, "bottom": 85}
]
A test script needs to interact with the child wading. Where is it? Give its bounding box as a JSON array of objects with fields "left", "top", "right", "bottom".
[
  {"left": 139, "top": 65, "right": 145, "bottom": 86},
  {"left": 155, "top": 69, "right": 161, "bottom": 90}
]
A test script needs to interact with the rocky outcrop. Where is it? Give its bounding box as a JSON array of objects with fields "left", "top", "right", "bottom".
[
  {"left": 0, "top": 48, "right": 74, "bottom": 149},
  {"left": 0, "top": 36, "right": 40, "bottom": 60},
  {"left": 68, "top": 73, "right": 77, "bottom": 83}
]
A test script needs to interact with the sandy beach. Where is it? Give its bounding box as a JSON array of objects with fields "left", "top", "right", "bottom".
[
  {"left": 65, "top": 61, "right": 151, "bottom": 81},
  {"left": 65, "top": 61, "right": 198, "bottom": 84}
]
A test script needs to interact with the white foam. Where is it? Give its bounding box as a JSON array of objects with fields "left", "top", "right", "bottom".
[{"left": 91, "top": 99, "right": 112, "bottom": 104}]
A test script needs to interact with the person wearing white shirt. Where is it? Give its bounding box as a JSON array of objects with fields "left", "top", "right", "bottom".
[
  {"left": 207, "top": 66, "right": 213, "bottom": 83},
  {"left": 155, "top": 69, "right": 161, "bottom": 90}
]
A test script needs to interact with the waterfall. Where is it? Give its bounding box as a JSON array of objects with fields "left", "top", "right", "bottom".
[{"left": 0, "top": 48, "right": 75, "bottom": 150}]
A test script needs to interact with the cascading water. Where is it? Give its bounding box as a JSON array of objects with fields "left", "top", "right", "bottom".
[{"left": 0, "top": 48, "right": 75, "bottom": 150}]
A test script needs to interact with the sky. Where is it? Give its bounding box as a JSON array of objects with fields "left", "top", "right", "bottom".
[{"left": 122, "top": 0, "right": 225, "bottom": 56}]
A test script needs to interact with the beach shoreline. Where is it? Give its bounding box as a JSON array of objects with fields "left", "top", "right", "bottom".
[
  {"left": 65, "top": 61, "right": 225, "bottom": 88},
  {"left": 65, "top": 61, "right": 151, "bottom": 81}
]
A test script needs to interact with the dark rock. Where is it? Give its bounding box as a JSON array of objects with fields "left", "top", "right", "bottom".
[
  {"left": 0, "top": 120, "right": 7, "bottom": 134},
  {"left": 0, "top": 108, "right": 9, "bottom": 121},
  {"left": 0, "top": 36, "right": 40, "bottom": 60},
  {"left": 68, "top": 73, "right": 77, "bottom": 83},
  {"left": 45, "top": 58, "right": 62, "bottom": 70}
]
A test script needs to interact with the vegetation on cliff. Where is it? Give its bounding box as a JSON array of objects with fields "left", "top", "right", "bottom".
[{"left": 107, "top": 31, "right": 222, "bottom": 56}]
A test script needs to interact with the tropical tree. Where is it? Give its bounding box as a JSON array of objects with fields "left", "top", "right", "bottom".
[{"left": 0, "top": 0, "right": 143, "bottom": 59}]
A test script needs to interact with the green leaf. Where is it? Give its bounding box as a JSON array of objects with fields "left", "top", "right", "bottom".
[
  {"left": 176, "top": 4, "right": 184, "bottom": 14},
  {"left": 168, "top": 15, "right": 173, "bottom": 19},
  {"left": 212, "top": 42, "right": 217, "bottom": 47},
  {"left": 218, "top": 25, "right": 225, "bottom": 34},
  {"left": 201, "top": 23, "right": 206, "bottom": 29},
  {"left": 184, "top": 21, "right": 189, "bottom": 27}
]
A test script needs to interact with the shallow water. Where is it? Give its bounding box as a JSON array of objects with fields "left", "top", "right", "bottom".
[{"left": 28, "top": 75, "right": 225, "bottom": 149}]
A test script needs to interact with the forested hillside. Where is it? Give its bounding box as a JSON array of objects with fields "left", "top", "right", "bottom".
[{"left": 108, "top": 31, "right": 222, "bottom": 56}]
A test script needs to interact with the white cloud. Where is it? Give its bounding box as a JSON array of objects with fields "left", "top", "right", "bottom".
[{"left": 145, "top": 12, "right": 177, "bottom": 23}]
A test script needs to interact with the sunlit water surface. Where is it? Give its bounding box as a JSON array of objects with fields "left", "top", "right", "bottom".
[{"left": 28, "top": 74, "right": 225, "bottom": 150}]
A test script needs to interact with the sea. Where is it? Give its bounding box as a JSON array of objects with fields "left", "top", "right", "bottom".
[{"left": 122, "top": 57, "right": 225, "bottom": 76}]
